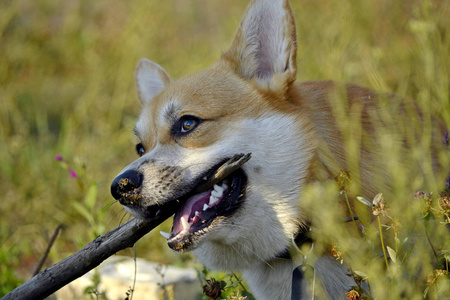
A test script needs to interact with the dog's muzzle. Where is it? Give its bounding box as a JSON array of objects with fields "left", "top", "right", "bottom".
[{"left": 110, "top": 153, "right": 252, "bottom": 251}]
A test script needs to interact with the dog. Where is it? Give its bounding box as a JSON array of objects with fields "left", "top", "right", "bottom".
[{"left": 110, "top": 0, "right": 445, "bottom": 299}]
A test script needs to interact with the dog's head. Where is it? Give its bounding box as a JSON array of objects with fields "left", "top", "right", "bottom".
[{"left": 111, "top": 0, "right": 314, "bottom": 269}]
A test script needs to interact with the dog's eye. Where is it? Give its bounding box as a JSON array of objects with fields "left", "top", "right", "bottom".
[
  {"left": 135, "top": 143, "right": 145, "bottom": 157},
  {"left": 171, "top": 115, "right": 203, "bottom": 137},
  {"left": 179, "top": 116, "right": 202, "bottom": 134},
  {"left": 181, "top": 118, "right": 197, "bottom": 133}
]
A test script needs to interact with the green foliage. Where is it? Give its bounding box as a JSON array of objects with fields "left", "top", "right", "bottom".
[
  {"left": 197, "top": 267, "right": 254, "bottom": 300},
  {"left": 83, "top": 269, "right": 106, "bottom": 300},
  {"left": 0, "top": 0, "right": 449, "bottom": 298},
  {"left": 0, "top": 242, "right": 23, "bottom": 295}
]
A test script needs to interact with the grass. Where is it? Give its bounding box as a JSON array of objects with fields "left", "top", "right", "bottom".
[{"left": 0, "top": 0, "right": 449, "bottom": 298}]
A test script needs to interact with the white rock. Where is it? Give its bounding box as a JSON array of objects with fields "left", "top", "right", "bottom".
[{"left": 55, "top": 256, "right": 199, "bottom": 300}]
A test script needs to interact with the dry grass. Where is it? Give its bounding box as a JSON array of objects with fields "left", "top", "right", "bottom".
[{"left": 0, "top": 0, "right": 449, "bottom": 298}]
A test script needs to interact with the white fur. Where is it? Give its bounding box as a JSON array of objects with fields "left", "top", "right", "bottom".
[
  {"left": 190, "top": 115, "right": 312, "bottom": 279},
  {"left": 228, "top": 0, "right": 295, "bottom": 86},
  {"left": 243, "top": 259, "right": 295, "bottom": 300},
  {"left": 135, "top": 58, "right": 172, "bottom": 106}
]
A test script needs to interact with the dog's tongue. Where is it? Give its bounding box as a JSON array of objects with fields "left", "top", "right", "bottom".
[
  {"left": 167, "top": 153, "right": 251, "bottom": 237},
  {"left": 172, "top": 190, "right": 211, "bottom": 235}
]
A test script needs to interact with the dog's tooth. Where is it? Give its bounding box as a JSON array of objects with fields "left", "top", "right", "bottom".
[
  {"left": 181, "top": 217, "right": 190, "bottom": 230},
  {"left": 195, "top": 211, "right": 200, "bottom": 217},
  {"left": 209, "top": 195, "right": 219, "bottom": 206},
  {"left": 211, "top": 189, "right": 223, "bottom": 198},
  {"left": 159, "top": 231, "right": 171, "bottom": 240},
  {"left": 222, "top": 182, "right": 228, "bottom": 189},
  {"left": 214, "top": 184, "right": 224, "bottom": 193},
  {"left": 203, "top": 176, "right": 208, "bottom": 181},
  {"left": 203, "top": 203, "right": 210, "bottom": 211}
]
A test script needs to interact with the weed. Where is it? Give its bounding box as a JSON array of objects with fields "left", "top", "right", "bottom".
[
  {"left": 0, "top": 0, "right": 448, "bottom": 298},
  {"left": 83, "top": 269, "right": 106, "bottom": 300}
]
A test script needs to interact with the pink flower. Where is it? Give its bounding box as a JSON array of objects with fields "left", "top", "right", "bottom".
[
  {"left": 55, "top": 154, "right": 63, "bottom": 161},
  {"left": 69, "top": 169, "right": 78, "bottom": 178},
  {"left": 445, "top": 174, "right": 450, "bottom": 190}
]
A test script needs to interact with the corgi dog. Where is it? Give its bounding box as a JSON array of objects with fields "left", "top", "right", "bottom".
[{"left": 110, "top": 0, "right": 445, "bottom": 299}]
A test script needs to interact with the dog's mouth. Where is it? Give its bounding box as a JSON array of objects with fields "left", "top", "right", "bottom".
[
  {"left": 113, "top": 153, "right": 250, "bottom": 252},
  {"left": 162, "top": 167, "right": 247, "bottom": 252}
]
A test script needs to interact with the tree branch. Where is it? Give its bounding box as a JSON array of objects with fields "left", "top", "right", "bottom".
[
  {"left": 2, "top": 153, "right": 251, "bottom": 300},
  {"left": 2, "top": 216, "right": 166, "bottom": 300}
]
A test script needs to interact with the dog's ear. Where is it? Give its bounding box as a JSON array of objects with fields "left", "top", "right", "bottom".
[
  {"left": 221, "top": 0, "right": 297, "bottom": 93},
  {"left": 135, "top": 58, "right": 172, "bottom": 106}
]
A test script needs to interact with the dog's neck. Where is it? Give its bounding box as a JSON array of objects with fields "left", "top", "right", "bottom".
[
  {"left": 275, "top": 223, "right": 313, "bottom": 260},
  {"left": 239, "top": 225, "right": 314, "bottom": 300}
]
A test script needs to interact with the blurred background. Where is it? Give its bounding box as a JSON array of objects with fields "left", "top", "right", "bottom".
[{"left": 0, "top": 0, "right": 449, "bottom": 296}]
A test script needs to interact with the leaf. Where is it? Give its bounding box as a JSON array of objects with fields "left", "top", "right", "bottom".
[
  {"left": 72, "top": 202, "right": 95, "bottom": 226},
  {"left": 220, "top": 280, "right": 227, "bottom": 289},
  {"left": 423, "top": 286, "right": 430, "bottom": 297},
  {"left": 387, "top": 246, "right": 397, "bottom": 264},
  {"left": 356, "top": 196, "right": 373, "bottom": 207},
  {"left": 353, "top": 270, "right": 369, "bottom": 281},
  {"left": 84, "top": 182, "right": 98, "bottom": 210},
  {"left": 372, "top": 193, "right": 384, "bottom": 206}
]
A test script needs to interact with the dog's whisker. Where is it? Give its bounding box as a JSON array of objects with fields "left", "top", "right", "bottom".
[
  {"left": 101, "top": 200, "right": 117, "bottom": 214},
  {"left": 118, "top": 211, "right": 132, "bottom": 227}
]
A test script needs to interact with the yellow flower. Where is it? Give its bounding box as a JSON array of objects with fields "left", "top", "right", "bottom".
[{"left": 345, "top": 289, "right": 361, "bottom": 300}]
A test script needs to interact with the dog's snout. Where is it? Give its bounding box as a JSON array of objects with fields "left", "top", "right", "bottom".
[{"left": 111, "top": 169, "right": 143, "bottom": 201}]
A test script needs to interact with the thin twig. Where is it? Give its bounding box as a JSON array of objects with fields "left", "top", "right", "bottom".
[{"left": 32, "top": 224, "right": 63, "bottom": 277}]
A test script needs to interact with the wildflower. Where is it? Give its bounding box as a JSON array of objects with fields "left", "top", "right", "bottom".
[
  {"left": 372, "top": 193, "right": 388, "bottom": 217},
  {"left": 335, "top": 170, "right": 351, "bottom": 193},
  {"left": 359, "top": 224, "right": 365, "bottom": 234},
  {"left": 55, "top": 154, "right": 64, "bottom": 161},
  {"left": 438, "top": 194, "right": 450, "bottom": 210},
  {"left": 426, "top": 269, "right": 448, "bottom": 286},
  {"left": 345, "top": 289, "right": 361, "bottom": 300},
  {"left": 390, "top": 218, "right": 401, "bottom": 235},
  {"left": 443, "top": 131, "right": 449, "bottom": 147},
  {"left": 202, "top": 278, "right": 226, "bottom": 300},
  {"left": 331, "top": 243, "right": 344, "bottom": 263},
  {"left": 438, "top": 195, "right": 450, "bottom": 223},
  {"left": 69, "top": 169, "right": 78, "bottom": 179},
  {"left": 415, "top": 191, "right": 434, "bottom": 218},
  {"left": 415, "top": 191, "right": 425, "bottom": 199}
]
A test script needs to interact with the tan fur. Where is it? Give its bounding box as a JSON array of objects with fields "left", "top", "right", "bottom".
[{"left": 292, "top": 81, "right": 388, "bottom": 197}]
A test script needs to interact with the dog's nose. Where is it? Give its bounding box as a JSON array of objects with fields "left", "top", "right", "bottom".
[{"left": 111, "top": 169, "right": 143, "bottom": 200}]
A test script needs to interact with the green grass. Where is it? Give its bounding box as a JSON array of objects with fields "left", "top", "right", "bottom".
[{"left": 0, "top": 0, "right": 449, "bottom": 298}]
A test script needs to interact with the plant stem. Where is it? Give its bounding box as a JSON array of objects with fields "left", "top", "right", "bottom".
[
  {"left": 377, "top": 215, "right": 392, "bottom": 279},
  {"left": 130, "top": 246, "right": 137, "bottom": 300},
  {"left": 423, "top": 221, "right": 438, "bottom": 260},
  {"left": 343, "top": 191, "right": 361, "bottom": 236},
  {"left": 233, "top": 273, "right": 254, "bottom": 300}
]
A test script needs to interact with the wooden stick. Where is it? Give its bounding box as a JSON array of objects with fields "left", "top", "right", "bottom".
[{"left": 2, "top": 153, "right": 251, "bottom": 300}]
